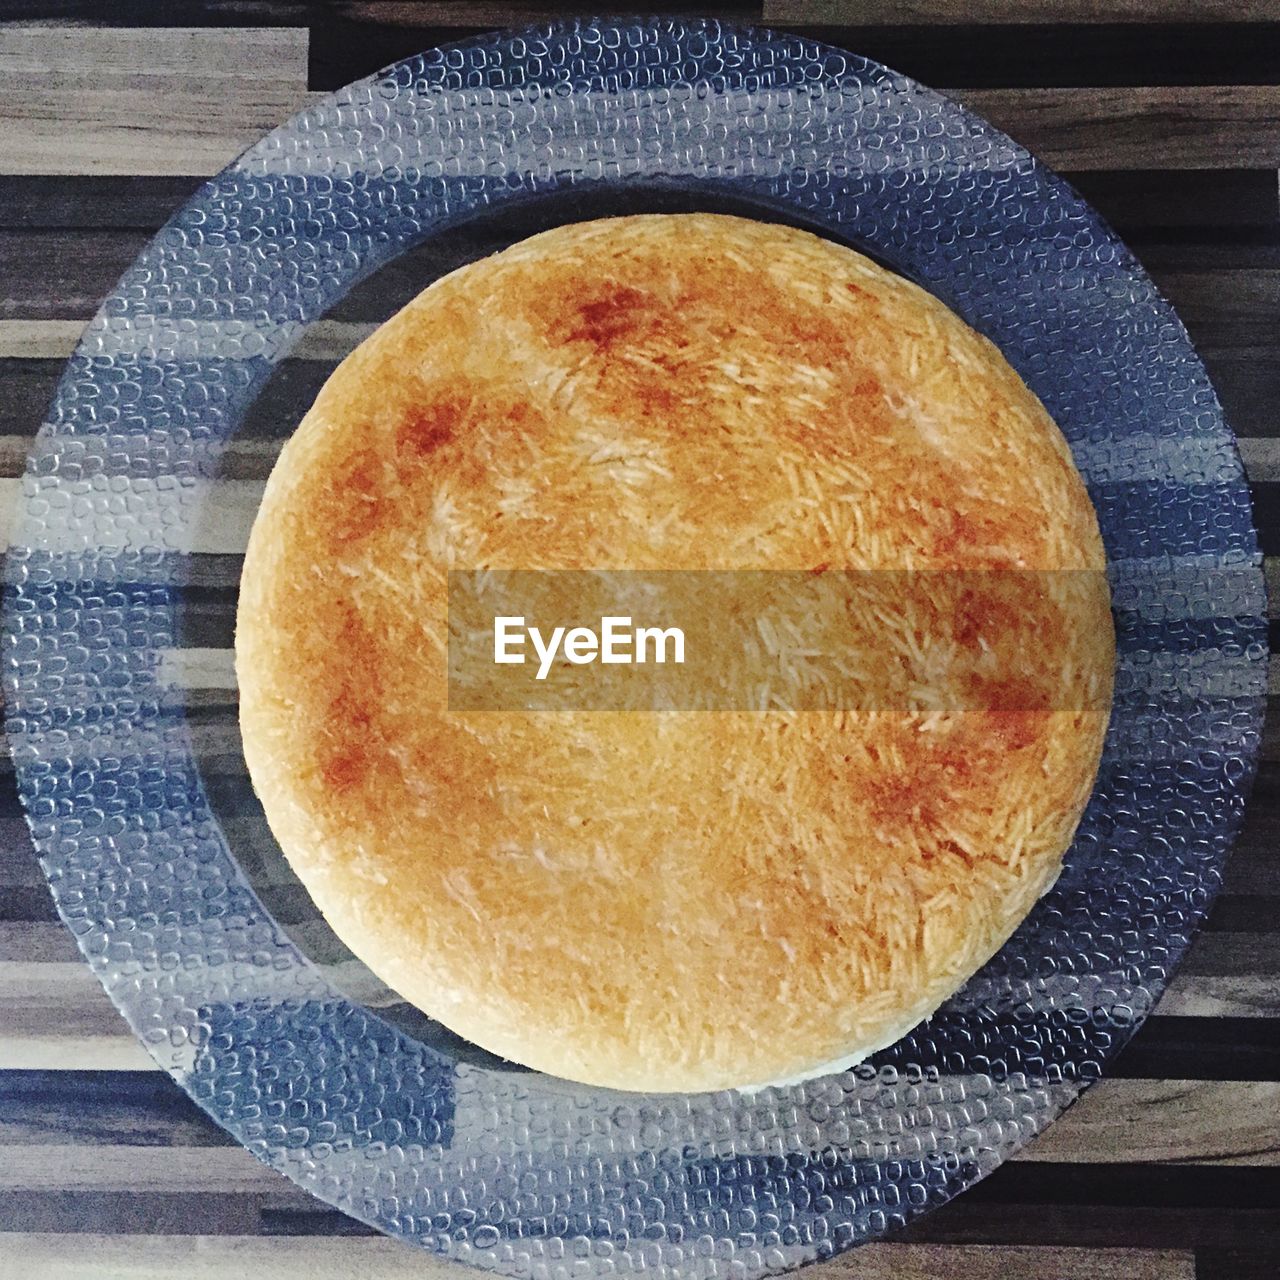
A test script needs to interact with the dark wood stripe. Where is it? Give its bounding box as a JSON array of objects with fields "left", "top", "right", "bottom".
[
  {"left": 0, "top": 1190, "right": 320, "bottom": 1235},
  {"left": 259, "top": 1207, "right": 379, "bottom": 1237},
  {"left": 1205, "top": 897, "right": 1280, "bottom": 932},
  {"left": 306, "top": 20, "right": 1280, "bottom": 92},
  {"left": 1130, "top": 236, "right": 1280, "bottom": 269},
  {"left": 1068, "top": 170, "right": 1280, "bottom": 230},
  {"left": 1223, "top": 765, "right": 1280, "bottom": 893},
  {"left": 1250, "top": 484, "right": 1280, "bottom": 553},
  {"left": 0, "top": 352, "right": 1273, "bottom": 447},
  {"left": 1110, "top": 1018, "right": 1280, "bottom": 1082},
  {"left": 0, "top": 191, "right": 1274, "bottom": 334},
  {"left": 905, "top": 1164, "right": 1280, "bottom": 1249},
  {"left": 788, "top": 25, "right": 1280, "bottom": 89},
  {"left": 0, "top": 176, "right": 204, "bottom": 230},
  {"left": 0, "top": 1164, "right": 1270, "bottom": 1246},
  {"left": 1181, "top": 933, "right": 1280, "bottom": 981},
  {"left": 0, "top": 1070, "right": 232, "bottom": 1148},
  {"left": 0, "top": 360, "right": 65, "bottom": 441},
  {"left": 2, "top": 171, "right": 1273, "bottom": 234},
  {"left": 0, "top": 230, "right": 149, "bottom": 319},
  {"left": 3, "top": 362, "right": 1265, "bottom": 451},
  {"left": 0, "top": 881, "right": 327, "bottom": 927},
  {"left": 1197, "top": 1248, "right": 1280, "bottom": 1280}
]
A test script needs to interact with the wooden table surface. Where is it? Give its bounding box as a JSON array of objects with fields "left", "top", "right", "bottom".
[{"left": 1, "top": 3, "right": 1278, "bottom": 1279}]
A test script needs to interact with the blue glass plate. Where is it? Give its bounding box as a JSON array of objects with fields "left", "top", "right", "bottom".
[{"left": 3, "top": 18, "right": 1266, "bottom": 1275}]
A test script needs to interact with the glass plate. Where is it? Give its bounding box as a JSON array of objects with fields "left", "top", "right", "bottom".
[{"left": 3, "top": 18, "right": 1266, "bottom": 1276}]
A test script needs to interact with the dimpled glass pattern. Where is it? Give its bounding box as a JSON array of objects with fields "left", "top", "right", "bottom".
[{"left": 2, "top": 18, "right": 1266, "bottom": 1276}]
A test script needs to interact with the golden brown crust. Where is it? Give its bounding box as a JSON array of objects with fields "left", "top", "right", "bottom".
[{"left": 236, "top": 214, "right": 1113, "bottom": 1092}]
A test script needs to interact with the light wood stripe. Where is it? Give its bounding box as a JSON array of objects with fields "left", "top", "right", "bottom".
[
  {"left": 1240, "top": 439, "right": 1280, "bottom": 482},
  {"left": 0, "top": 28, "right": 314, "bottom": 177},
  {"left": 0, "top": 1235, "right": 1200, "bottom": 1280},
  {"left": 0, "top": 320, "right": 375, "bottom": 363},
  {"left": 0, "top": 1145, "right": 285, "bottom": 1194},
  {"left": 0, "top": 1035, "right": 155, "bottom": 1073},
  {"left": 0, "top": 1234, "right": 464, "bottom": 1279},
  {"left": 1018, "top": 1079, "right": 1280, "bottom": 1166},
  {"left": 1155, "top": 974, "right": 1280, "bottom": 1020},
  {"left": 1, "top": 29, "right": 1277, "bottom": 175},
  {"left": 0, "top": 477, "right": 262, "bottom": 554}
]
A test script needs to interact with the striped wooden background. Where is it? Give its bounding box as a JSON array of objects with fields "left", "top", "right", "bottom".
[{"left": 1, "top": 4, "right": 1278, "bottom": 1279}]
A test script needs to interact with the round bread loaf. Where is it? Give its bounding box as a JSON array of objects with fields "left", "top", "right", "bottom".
[{"left": 236, "top": 214, "right": 1113, "bottom": 1092}]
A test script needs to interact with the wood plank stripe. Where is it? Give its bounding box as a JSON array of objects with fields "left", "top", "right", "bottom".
[
  {"left": 1, "top": 1065, "right": 1276, "bottom": 1169},
  {"left": 1181, "top": 933, "right": 1280, "bottom": 979},
  {"left": 903, "top": 1164, "right": 1280, "bottom": 1249},
  {"left": 762, "top": 2, "right": 1280, "bottom": 22},
  {"left": 0, "top": 27, "right": 1275, "bottom": 174},
  {"left": 1154, "top": 976, "right": 1280, "bottom": 1020},
  {"left": 0, "top": 1190, "right": 319, "bottom": 1236},
  {"left": 0, "top": 1, "right": 760, "bottom": 24},
  {"left": 0, "top": 477, "right": 262, "bottom": 553},
  {"left": 0, "top": 1036, "right": 155, "bottom": 1073},
  {"left": 1, "top": 277, "right": 1277, "bottom": 440},
  {"left": 0, "top": 2, "right": 319, "bottom": 25},
  {"left": 0, "top": 230, "right": 149, "bottom": 318},
  {"left": 11, "top": 253, "right": 1280, "bottom": 336},
  {"left": 1107, "top": 1017, "right": 1280, "bottom": 1081},
  {"left": 1066, "top": 170, "right": 1280, "bottom": 229},
  {"left": 308, "top": 18, "right": 1280, "bottom": 93},
  {"left": 1156, "top": 269, "right": 1280, "bottom": 361},
  {"left": 0, "top": 175, "right": 204, "bottom": 229},
  {"left": 0, "top": 1232, "right": 469, "bottom": 1278},
  {"left": 0, "top": 1144, "right": 285, "bottom": 1193},
  {"left": 3, "top": 171, "right": 1273, "bottom": 233},
  {"left": 1, "top": 959, "right": 1275, "bottom": 1072},
  {"left": 0, "top": 319, "right": 376, "bottom": 361},
  {"left": 0, "top": 1166, "right": 1266, "bottom": 1248},
  {"left": 1196, "top": 1247, "right": 1280, "bottom": 1280},
  {"left": 0, "top": 1069, "right": 230, "bottom": 1148},
  {"left": 953, "top": 86, "right": 1280, "bottom": 170},
  {"left": 0, "top": 1234, "right": 1200, "bottom": 1279},
  {"left": 0, "top": 28, "right": 314, "bottom": 177},
  {"left": 1017, "top": 1079, "right": 1280, "bottom": 1165}
]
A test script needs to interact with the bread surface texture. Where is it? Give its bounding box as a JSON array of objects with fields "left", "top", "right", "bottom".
[{"left": 236, "top": 213, "right": 1113, "bottom": 1092}]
